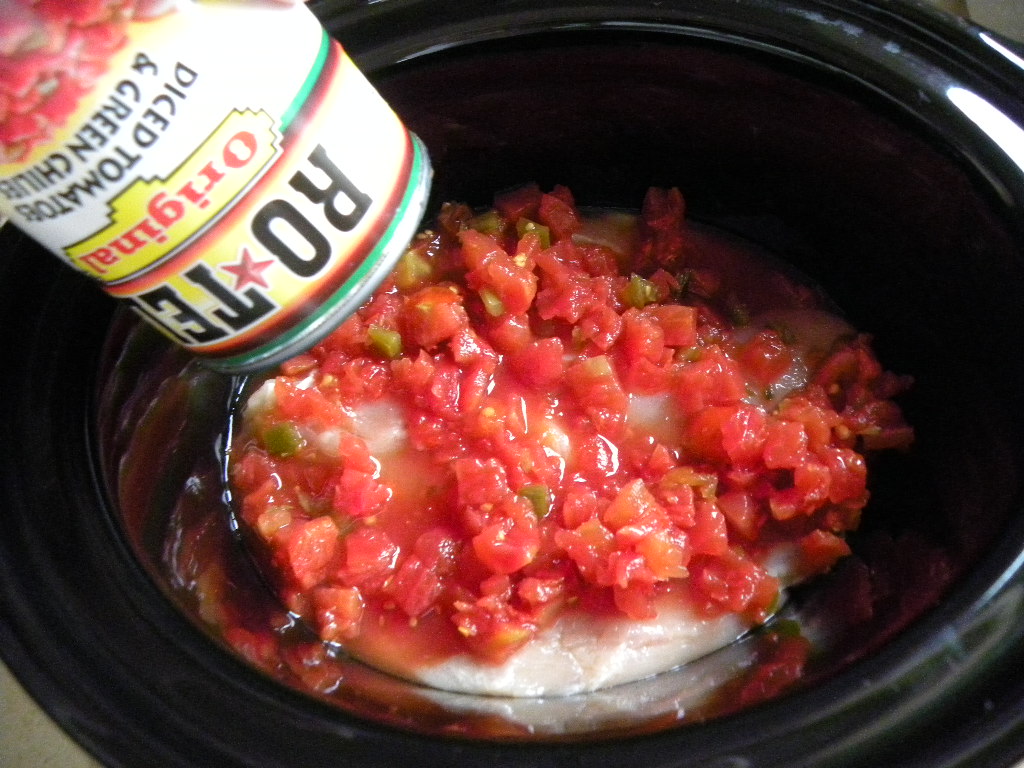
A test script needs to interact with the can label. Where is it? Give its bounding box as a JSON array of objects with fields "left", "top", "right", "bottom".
[{"left": 0, "top": 1, "right": 430, "bottom": 371}]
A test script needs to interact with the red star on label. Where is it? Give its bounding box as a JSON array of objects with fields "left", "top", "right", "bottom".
[{"left": 221, "top": 248, "right": 274, "bottom": 291}]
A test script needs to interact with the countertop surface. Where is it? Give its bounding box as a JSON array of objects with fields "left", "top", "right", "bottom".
[{"left": 2, "top": 2, "right": 1024, "bottom": 767}]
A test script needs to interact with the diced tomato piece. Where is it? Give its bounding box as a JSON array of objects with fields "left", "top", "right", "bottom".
[
  {"left": 510, "top": 336, "right": 565, "bottom": 388},
  {"left": 401, "top": 284, "right": 469, "bottom": 349},
  {"left": 231, "top": 449, "right": 276, "bottom": 491},
  {"left": 763, "top": 420, "right": 808, "bottom": 469},
  {"left": 778, "top": 396, "right": 839, "bottom": 452},
  {"left": 604, "top": 548, "right": 656, "bottom": 589},
  {"left": 494, "top": 183, "right": 542, "bottom": 223},
  {"left": 451, "top": 596, "right": 535, "bottom": 664},
  {"left": 410, "top": 529, "right": 460, "bottom": 586},
  {"left": 768, "top": 488, "right": 803, "bottom": 521},
  {"left": 816, "top": 446, "right": 866, "bottom": 505},
  {"left": 565, "top": 355, "right": 629, "bottom": 434},
  {"left": 273, "top": 379, "right": 348, "bottom": 428},
  {"left": 334, "top": 467, "right": 391, "bottom": 519},
  {"left": 688, "top": 499, "right": 729, "bottom": 556},
  {"left": 621, "top": 309, "right": 666, "bottom": 364},
  {"left": 538, "top": 190, "right": 581, "bottom": 240},
  {"left": 461, "top": 229, "right": 539, "bottom": 316},
  {"left": 458, "top": 362, "right": 492, "bottom": 412},
  {"left": 642, "top": 443, "right": 677, "bottom": 481},
  {"left": 580, "top": 244, "right": 621, "bottom": 278},
  {"left": 813, "top": 337, "right": 882, "bottom": 398},
  {"left": 491, "top": 263, "right": 539, "bottom": 316},
  {"left": 559, "top": 489, "right": 606, "bottom": 528},
  {"left": 554, "top": 518, "right": 615, "bottom": 581},
  {"left": 688, "top": 405, "right": 770, "bottom": 466},
  {"left": 284, "top": 516, "right": 340, "bottom": 591},
  {"left": 546, "top": 184, "right": 576, "bottom": 208},
  {"left": 720, "top": 405, "right": 768, "bottom": 465},
  {"left": 517, "top": 573, "right": 567, "bottom": 608},
  {"left": 388, "top": 554, "right": 444, "bottom": 618},
  {"left": 342, "top": 527, "right": 400, "bottom": 588},
  {"left": 576, "top": 304, "right": 623, "bottom": 351},
  {"left": 484, "top": 312, "right": 533, "bottom": 354},
  {"left": 717, "top": 490, "right": 762, "bottom": 541},
  {"left": 798, "top": 530, "right": 851, "bottom": 575},
  {"left": 602, "top": 478, "right": 663, "bottom": 530},
  {"left": 455, "top": 456, "right": 512, "bottom": 507},
  {"left": 684, "top": 405, "right": 734, "bottom": 464},
  {"left": 638, "top": 187, "right": 687, "bottom": 271},
  {"left": 677, "top": 348, "right": 748, "bottom": 412},
  {"left": 570, "top": 432, "right": 622, "bottom": 491},
  {"left": 793, "top": 459, "right": 831, "bottom": 507},
  {"left": 448, "top": 327, "right": 498, "bottom": 368},
  {"left": 659, "top": 481, "right": 698, "bottom": 528},
  {"left": 635, "top": 527, "right": 690, "bottom": 580},
  {"left": 460, "top": 227, "right": 509, "bottom": 270},
  {"left": 612, "top": 581, "right": 657, "bottom": 620},
  {"left": 692, "top": 550, "right": 773, "bottom": 615},
  {"left": 739, "top": 329, "right": 794, "bottom": 389},
  {"left": 652, "top": 304, "right": 697, "bottom": 347},
  {"left": 424, "top": 360, "right": 462, "bottom": 417},
  {"left": 534, "top": 241, "right": 594, "bottom": 322},
  {"left": 472, "top": 513, "right": 540, "bottom": 574},
  {"left": 313, "top": 585, "right": 365, "bottom": 643}
]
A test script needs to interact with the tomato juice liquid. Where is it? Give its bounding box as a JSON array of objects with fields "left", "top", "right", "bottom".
[{"left": 0, "top": 0, "right": 431, "bottom": 372}]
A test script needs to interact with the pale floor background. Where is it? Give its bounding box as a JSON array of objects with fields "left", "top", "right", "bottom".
[{"left": 2, "top": 1, "right": 1024, "bottom": 766}]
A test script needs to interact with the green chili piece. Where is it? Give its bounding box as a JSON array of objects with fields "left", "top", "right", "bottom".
[
  {"left": 622, "top": 273, "right": 660, "bottom": 309},
  {"left": 394, "top": 248, "right": 434, "bottom": 292},
  {"left": 469, "top": 209, "right": 504, "bottom": 234},
  {"left": 516, "top": 218, "right": 551, "bottom": 248},
  {"left": 264, "top": 421, "right": 304, "bottom": 457},
  {"left": 579, "top": 354, "right": 616, "bottom": 378},
  {"left": 368, "top": 325, "right": 403, "bottom": 359},
  {"left": 519, "top": 484, "right": 551, "bottom": 518},
  {"left": 479, "top": 287, "right": 506, "bottom": 317}
]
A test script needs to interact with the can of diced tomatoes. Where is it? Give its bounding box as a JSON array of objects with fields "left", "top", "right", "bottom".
[{"left": 0, "top": 0, "right": 431, "bottom": 372}]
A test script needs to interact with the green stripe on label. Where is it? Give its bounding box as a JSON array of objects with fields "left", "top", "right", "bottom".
[{"left": 281, "top": 30, "right": 331, "bottom": 131}]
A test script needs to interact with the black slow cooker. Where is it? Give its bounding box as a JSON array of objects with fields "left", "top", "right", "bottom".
[{"left": 3, "top": 1, "right": 1024, "bottom": 766}]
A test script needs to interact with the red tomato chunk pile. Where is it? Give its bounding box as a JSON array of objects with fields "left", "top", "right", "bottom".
[{"left": 231, "top": 185, "right": 913, "bottom": 668}]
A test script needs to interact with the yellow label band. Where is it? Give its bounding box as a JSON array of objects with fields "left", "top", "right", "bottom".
[{"left": 65, "top": 109, "right": 280, "bottom": 281}]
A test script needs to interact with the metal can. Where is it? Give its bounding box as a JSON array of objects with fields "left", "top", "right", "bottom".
[{"left": 0, "top": 0, "right": 431, "bottom": 371}]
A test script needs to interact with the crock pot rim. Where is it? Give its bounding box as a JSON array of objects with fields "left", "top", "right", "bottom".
[{"left": 2, "top": 1, "right": 1024, "bottom": 766}]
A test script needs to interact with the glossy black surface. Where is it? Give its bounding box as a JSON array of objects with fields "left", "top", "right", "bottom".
[{"left": 3, "top": 1, "right": 1024, "bottom": 766}]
